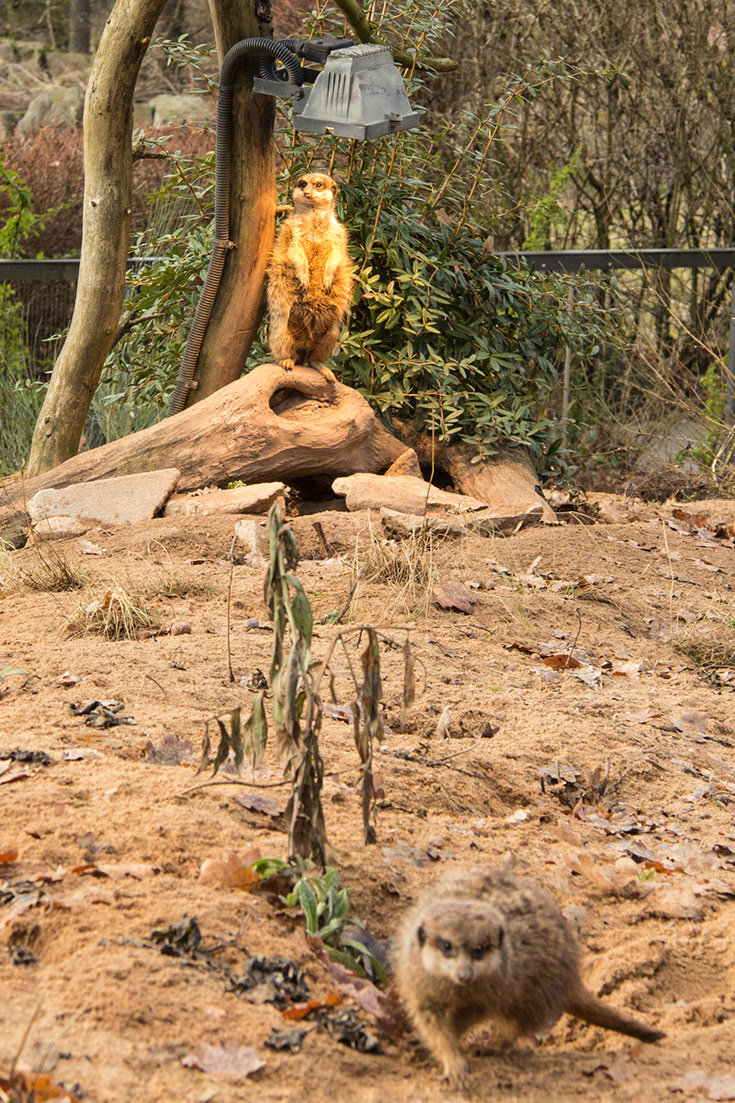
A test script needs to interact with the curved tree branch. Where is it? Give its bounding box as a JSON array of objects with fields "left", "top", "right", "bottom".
[{"left": 332, "top": 0, "right": 457, "bottom": 73}]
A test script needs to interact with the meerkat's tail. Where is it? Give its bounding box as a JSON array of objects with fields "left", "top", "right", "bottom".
[{"left": 567, "top": 988, "right": 665, "bottom": 1043}]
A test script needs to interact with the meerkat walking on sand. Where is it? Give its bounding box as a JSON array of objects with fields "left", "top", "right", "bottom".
[
  {"left": 394, "top": 866, "right": 665, "bottom": 1091},
  {"left": 266, "top": 172, "right": 353, "bottom": 383}
]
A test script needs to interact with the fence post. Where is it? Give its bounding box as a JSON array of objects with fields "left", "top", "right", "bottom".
[
  {"left": 561, "top": 283, "right": 575, "bottom": 448},
  {"left": 727, "top": 281, "right": 735, "bottom": 426}
]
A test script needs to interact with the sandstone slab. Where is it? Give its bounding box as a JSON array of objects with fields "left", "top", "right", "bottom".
[
  {"left": 164, "top": 482, "right": 285, "bottom": 517},
  {"left": 31, "top": 516, "right": 90, "bottom": 540},
  {"left": 332, "top": 473, "right": 487, "bottom": 516},
  {"left": 28, "top": 469, "right": 180, "bottom": 527}
]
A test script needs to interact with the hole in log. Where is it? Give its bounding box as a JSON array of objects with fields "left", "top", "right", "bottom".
[
  {"left": 288, "top": 475, "right": 348, "bottom": 515},
  {"left": 269, "top": 387, "right": 333, "bottom": 420}
]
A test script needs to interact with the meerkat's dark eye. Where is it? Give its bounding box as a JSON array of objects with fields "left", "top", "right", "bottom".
[
  {"left": 439, "top": 939, "right": 454, "bottom": 957},
  {"left": 296, "top": 179, "right": 307, "bottom": 189},
  {"left": 315, "top": 181, "right": 324, "bottom": 188},
  {"left": 470, "top": 944, "right": 490, "bottom": 960}
]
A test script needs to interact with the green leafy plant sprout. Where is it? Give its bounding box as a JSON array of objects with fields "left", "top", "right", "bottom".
[{"left": 0, "top": 666, "right": 26, "bottom": 682}]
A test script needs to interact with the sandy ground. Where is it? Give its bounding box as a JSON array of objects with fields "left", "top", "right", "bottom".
[{"left": 1, "top": 491, "right": 734, "bottom": 1103}]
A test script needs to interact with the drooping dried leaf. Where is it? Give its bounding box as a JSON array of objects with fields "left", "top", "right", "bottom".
[
  {"left": 181, "top": 1040, "right": 266, "bottom": 1078},
  {"left": 242, "top": 691, "right": 268, "bottom": 769},
  {"left": 209, "top": 707, "right": 243, "bottom": 775},
  {"left": 0, "top": 849, "right": 18, "bottom": 863},
  {"left": 400, "top": 636, "right": 416, "bottom": 730},
  {"left": 357, "top": 630, "right": 382, "bottom": 844}
]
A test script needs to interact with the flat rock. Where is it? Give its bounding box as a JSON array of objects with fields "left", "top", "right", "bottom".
[
  {"left": 28, "top": 469, "right": 180, "bottom": 527},
  {"left": 332, "top": 474, "right": 486, "bottom": 516},
  {"left": 469, "top": 504, "right": 544, "bottom": 534},
  {"left": 164, "top": 482, "right": 285, "bottom": 517},
  {"left": 17, "top": 86, "right": 83, "bottom": 131},
  {"left": 384, "top": 448, "right": 423, "bottom": 478},
  {"left": 380, "top": 507, "right": 468, "bottom": 538},
  {"left": 148, "top": 93, "right": 213, "bottom": 127},
  {"left": 31, "top": 516, "right": 90, "bottom": 540}
]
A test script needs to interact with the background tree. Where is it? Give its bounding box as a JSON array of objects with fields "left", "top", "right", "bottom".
[{"left": 27, "top": 0, "right": 277, "bottom": 475}]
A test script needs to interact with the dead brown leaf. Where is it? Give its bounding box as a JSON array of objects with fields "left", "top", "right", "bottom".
[
  {"left": 236, "top": 792, "right": 284, "bottom": 818},
  {"left": 0, "top": 766, "right": 34, "bottom": 785},
  {"left": 566, "top": 850, "right": 618, "bottom": 892},
  {"left": 181, "top": 1040, "right": 266, "bottom": 1078},
  {"left": 281, "top": 993, "right": 342, "bottom": 1020},
  {"left": 432, "top": 581, "right": 474, "bottom": 614},
  {"left": 542, "top": 654, "right": 584, "bottom": 670},
  {"left": 199, "top": 852, "right": 261, "bottom": 891},
  {"left": 0, "top": 1070, "right": 81, "bottom": 1102},
  {"left": 0, "top": 849, "right": 18, "bottom": 863}
]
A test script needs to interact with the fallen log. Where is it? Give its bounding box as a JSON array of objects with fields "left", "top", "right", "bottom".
[
  {"left": 1, "top": 364, "right": 417, "bottom": 515},
  {"left": 390, "top": 421, "right": 557, "bottom": 523}
]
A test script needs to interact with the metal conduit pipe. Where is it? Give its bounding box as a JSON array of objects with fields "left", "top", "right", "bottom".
[{"left": 167, "top": 38, "right": 303, "bottom": 417}]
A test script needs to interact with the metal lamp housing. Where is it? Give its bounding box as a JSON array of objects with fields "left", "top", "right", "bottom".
[{"left": 293, "top": 44, "right": 421, "bottom": 139}]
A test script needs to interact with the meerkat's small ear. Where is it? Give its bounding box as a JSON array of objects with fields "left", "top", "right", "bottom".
[
  {"left": 417, "top": 924, "right": 426, "bottom": 947},
  {"left": 329, "top": 177, "right": 339, "bottom": 195}
]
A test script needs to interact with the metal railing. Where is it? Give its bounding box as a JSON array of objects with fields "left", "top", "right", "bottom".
[{"left": 3, "top": 249, "right": 735, "bottom": 423}]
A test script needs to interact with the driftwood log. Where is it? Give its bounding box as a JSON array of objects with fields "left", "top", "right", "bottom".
[
  {"left": 2, "top": 366, "right": 414, "bottom": 512},
  {"left": 2, "top": 365, "right": 553, "bottom": 525}
]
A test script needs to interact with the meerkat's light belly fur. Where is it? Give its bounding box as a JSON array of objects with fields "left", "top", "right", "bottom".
[{"left": 266, "top": 172, "right": 353, "bottom": 383}]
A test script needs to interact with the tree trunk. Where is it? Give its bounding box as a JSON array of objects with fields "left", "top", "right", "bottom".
[
  {"left": 390, "top": 421, "right": 557, "bottom": 522},
  {"left": 28, "top": 0, "right": 169, "bottom": 477},
  {"left": 69, "top": 0, "right": 91, "bottom": 53},
  {"left": 27, "top": 0, "right": 272, "bottom": 473},
  {"left": 4, "top": 366, "right": 415, "bottom": 509},
  {"left": 187, "top": 0, "right": 276, "bottom": 405}
]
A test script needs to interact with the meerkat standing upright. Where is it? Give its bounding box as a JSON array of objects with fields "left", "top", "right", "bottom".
[
  {"left": 395, "top": 866, "right": 665, "bottom": 1091},
  {"left": 266, "top": 172, "right": 353, "bottom": 383}
]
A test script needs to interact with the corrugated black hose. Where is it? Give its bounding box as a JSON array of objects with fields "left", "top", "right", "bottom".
[{"left": 167, "top": 38, "right": 304, "bottom": 416}]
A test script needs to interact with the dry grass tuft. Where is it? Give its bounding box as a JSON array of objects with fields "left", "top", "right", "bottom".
[
  {"left": 676, "top": 635, "right": 735, "bottom": 670},
  {"left": 1, "top": 543, "right": 89, "bottom": 593},
  {"left": 351, "top": 520, "right": 451, "bottom": 620},
  {"left": 66, "top": 584, "right": 159, "bottom": 640}
]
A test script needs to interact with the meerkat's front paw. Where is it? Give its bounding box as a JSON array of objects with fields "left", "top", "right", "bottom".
[
  {"left": 280, "top": 358, "right": 295, "bottom": 371},
  {"left": 313, "top": 362, "right": 336, "bottom": 383},
  {"left": 442, "top": 1058, "right": 470, "bottom": 1093}
]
